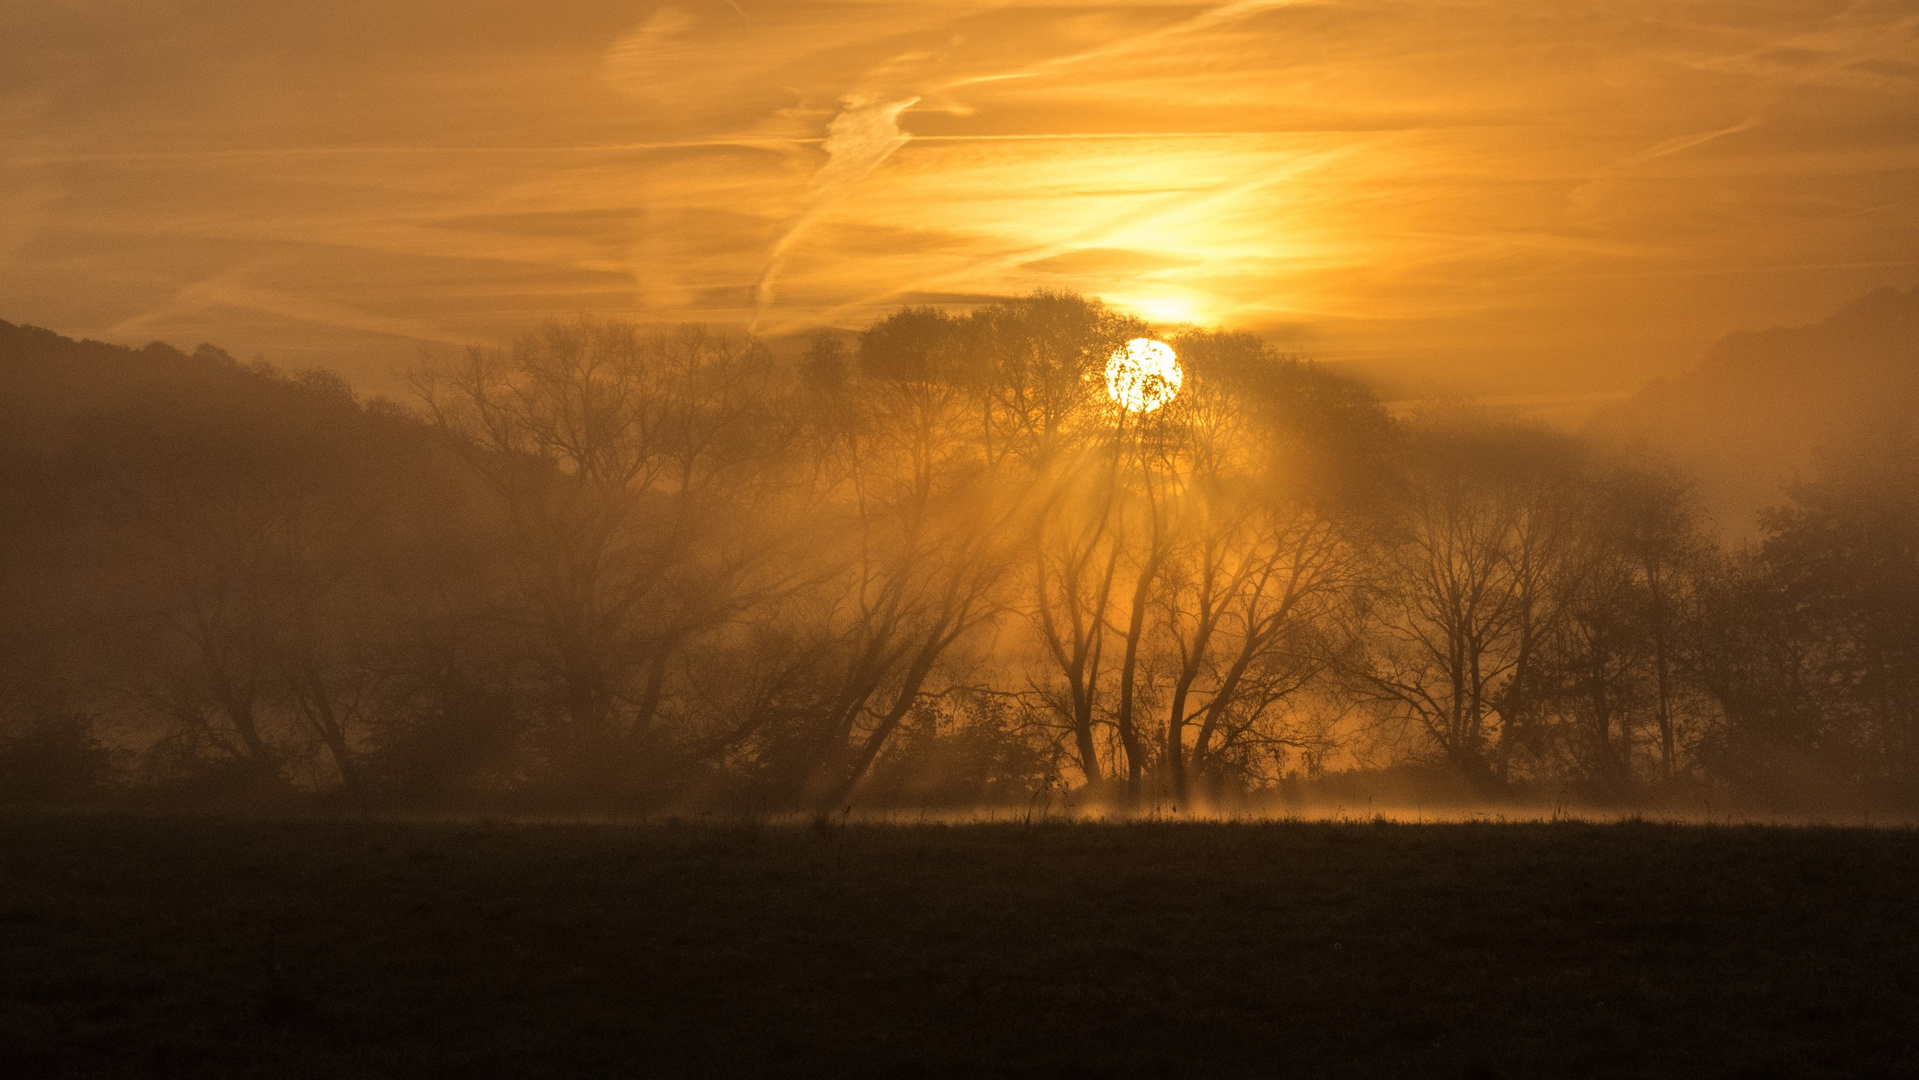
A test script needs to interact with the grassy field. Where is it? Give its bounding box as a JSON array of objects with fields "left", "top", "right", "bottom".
[{"left": 2, "top": 815, "right": 1916, "bottom": 1078}]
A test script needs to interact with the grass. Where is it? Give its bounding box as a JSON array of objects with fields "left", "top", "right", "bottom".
[{"left": 2, "top": 814, "right": 1916, "bottom": 1078}]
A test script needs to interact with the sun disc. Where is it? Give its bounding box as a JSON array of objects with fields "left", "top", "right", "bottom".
[{"left": 1105, "top": 338, "right": 1182, "bottom": 413}]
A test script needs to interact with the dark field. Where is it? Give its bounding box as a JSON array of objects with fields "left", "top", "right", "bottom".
[{"left": 3, "top": 816, "right": 1917, "bottom": 1078}]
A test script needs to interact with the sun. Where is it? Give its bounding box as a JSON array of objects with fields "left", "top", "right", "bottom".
[{"left": 1105, "top": 338, "right": 1182, "bottom": 413}]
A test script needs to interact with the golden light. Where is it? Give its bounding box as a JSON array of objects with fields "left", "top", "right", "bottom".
[
  {"left": 1105, "top": 338, "right": 1182, "bottom": 413},
  {"left": 1117, "top": 295, "right": 1207, "bottom": 326}
]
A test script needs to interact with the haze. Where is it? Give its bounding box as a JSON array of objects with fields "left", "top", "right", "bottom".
[{"left": 5, "top": 0, "right": 1916, "bottom": 412}]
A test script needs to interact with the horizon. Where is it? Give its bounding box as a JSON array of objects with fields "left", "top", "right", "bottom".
[{"left": 3, "top": 277, "right": 1909, "bottom": 433}]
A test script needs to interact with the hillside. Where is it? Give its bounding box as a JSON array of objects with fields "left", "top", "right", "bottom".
[
  {"left": 0, "top": 321, "right": 261, "bottom": 449},
  {"left": 1586, "top": 286, "right": 1919, "bottom": 533}
]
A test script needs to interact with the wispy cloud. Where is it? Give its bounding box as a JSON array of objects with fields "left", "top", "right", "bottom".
[
  {"left": 753, "top": 94, "right": 918, "bottom": 327},
  {"left": 1608, "top": 115, "right": 1766, "bottom": 170},
  {"left": 0, "top": 0, "right": 1916, "bottom": 400}
]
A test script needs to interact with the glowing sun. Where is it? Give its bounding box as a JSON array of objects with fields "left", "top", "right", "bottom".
[{"left": 1105, "top": 338, "right": 1182, "bottom": 413}]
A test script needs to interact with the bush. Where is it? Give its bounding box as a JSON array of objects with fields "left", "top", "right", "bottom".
[
  {"left": 364, "top": 684, "right": 531, "bottom": 804},
  {"left": 0, "top": 712, "right": 118, "bottom": 804}
]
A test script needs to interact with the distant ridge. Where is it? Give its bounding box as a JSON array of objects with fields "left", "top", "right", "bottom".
[
  {"left": 0, "top": 320, "right": 245, "bottom": 447},
  {"left": 1586, "top": 285, "right": 1919, "bottom": 533}
]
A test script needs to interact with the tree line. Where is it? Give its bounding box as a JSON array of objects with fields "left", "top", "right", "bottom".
[{"left": 0, "top": 295, "right": 1913, "bottom": 812}]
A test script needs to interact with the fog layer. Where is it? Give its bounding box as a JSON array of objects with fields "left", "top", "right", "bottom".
[{"left": 3, "top": 293, "right": 1915, "bottom": 813}]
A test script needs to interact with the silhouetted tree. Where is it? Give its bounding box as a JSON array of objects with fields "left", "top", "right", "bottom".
[
  {"left": 1699, "top": 439, "right": 1919, "bottom": 804},
  {"left": 412, "top": 319, "right": 800, "bottom": 798},
  {"left": 1355, "top": 417, "right": 1583, "bottom": 785},
  {"left": 9, "top": 303, "right": 1912, "bottom": 814}
]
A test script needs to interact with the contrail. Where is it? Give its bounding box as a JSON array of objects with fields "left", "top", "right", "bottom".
[
  {"left": 751, "top": 94, "right": 919, "bottom": 329},
  {"left": 749, "top": 0, "right": 1311, "bottom": 329},
  {"left": 775, "top": 139, "right": 1368, "bottom": 336},
  {"left": 1608, "top": 115, "right": 1763, "bottom": 170},
  {"left": 941, "top": 0, "right": 1316, "bottom": 93},
  {"left": 25, "top": 137, "right": 818, "bottom": 164},
  {"left": 1567, "top": 114, "right": 1763, "bottom": 214}
]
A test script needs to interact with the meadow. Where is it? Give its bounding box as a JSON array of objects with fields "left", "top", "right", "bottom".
[{"left": 3, "top": 815, "right": 1916, "bottom": 1078}]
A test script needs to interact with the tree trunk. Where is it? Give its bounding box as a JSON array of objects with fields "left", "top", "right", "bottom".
[
  {"left": 818, "top": 626, "right": 952, "bottom": 813},
  {"left": 1113, "top": 561, "right": 1155, "bottom": 803}
]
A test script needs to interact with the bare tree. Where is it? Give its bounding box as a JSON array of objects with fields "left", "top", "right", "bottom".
[
  {"left": 1355, "top": 419, "right": 1582, "bottom": 783},
  {"left": 1149, "top": 358, "right": 1366, "bottom": 802},
  {"left": 1028, "top": 438, "right": 1127, "bottom": 788},
  {"left": 411, "top": 318, "right": 799, "bottom": 793},
  {"left": 70, "top": 369, "right": 448, "bottom": 793},
  {"left": 1611, "top": 466, "right": 1711, "bottom": 780},
  {"left": 694, "top": 341, "right": 1017, "bottom": 811},
  {"left": 965, "top": 294, "right": 1145, "bottom": 790}
]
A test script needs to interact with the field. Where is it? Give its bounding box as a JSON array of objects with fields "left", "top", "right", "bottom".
[{"left": 3, "top": 815, "right": 1916, "bottom": 1079}]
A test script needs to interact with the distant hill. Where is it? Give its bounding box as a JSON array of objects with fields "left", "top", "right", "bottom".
[
  {"left": 0, "top": 321, "right": 251, "bottom": 450},
  {"left": 1586, "top": 285, "right": 1919, "bottom": 534}
]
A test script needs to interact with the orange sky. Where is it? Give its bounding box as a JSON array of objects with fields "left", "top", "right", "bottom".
[{"left": 4, "top": 1, "right": 1917, "bottom": 415}]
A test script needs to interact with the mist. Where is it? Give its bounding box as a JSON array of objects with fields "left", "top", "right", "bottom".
[{"left": 4, "top": 287, "right": 1916, "bottom": 819}]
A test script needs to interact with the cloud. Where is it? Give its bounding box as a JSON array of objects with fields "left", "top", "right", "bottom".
[
  {"left": 1, "top": 0, "right": 1916, "bottom": 401},
  {"left": 1608, "top": 116, "right": 1766, "bottom": 170},
  {"left": 752, "top": 94, "right": 919, "bottom": 326}
]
